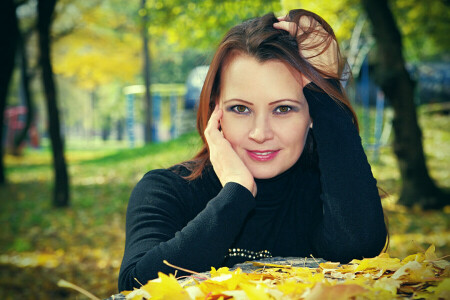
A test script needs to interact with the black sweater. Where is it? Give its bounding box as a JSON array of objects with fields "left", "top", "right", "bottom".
[{"left": 118, "top": 83, "right": 387, "bottom": 291}]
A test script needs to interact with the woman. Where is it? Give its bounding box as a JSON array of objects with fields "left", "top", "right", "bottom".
[{"left": 118, "top": 9, "right": 387, "bottom": 291}]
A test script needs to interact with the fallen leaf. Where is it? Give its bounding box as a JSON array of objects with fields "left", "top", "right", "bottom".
[
  {"left": 304, "top": 282, "right": 367, "bottom": 300},
  {"left": 425, "top": 244, "right": 438, "bottom": 261},
  {"left": 354, "top": 254, "right": 402, "bottom": 272},
  {"left": 141, "top": 273, "right": 191, "bottom": 300},
  {"left": 372, "top": 277, "right": 401, "bottom": 295},
  {"left": 391, "top": 261, "right": 435, "bottom": 281}
]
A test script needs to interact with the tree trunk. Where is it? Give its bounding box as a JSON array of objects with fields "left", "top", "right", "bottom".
[
  {"left": 361, "top": 0, "right": 449, "bottom": 209},
  {"left": 0, "top": 0, "right": 19, "bottom": 185},
  {"left": 38, "top": 0, "right": 70, "bottom": 207},
  {"left": 141, "top": 0, "right": 153, "bottom": 143},
  {"left": 13, "top": 31, "right": 35, "bottom": 154}
]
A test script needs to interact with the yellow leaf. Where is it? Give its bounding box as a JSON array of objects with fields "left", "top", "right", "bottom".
[
  {"left": 141, "top": 273, "right": 190, "bottom": 300},
  {"left": 402, "top": 253, "right": 425, "bottom": 263},
  {"left": 391, "top": 261, "right": 435, "bottom": 282},
  {"left": 277, "top": 278, "right": 310, "bottom": 295},
  {"left": 372, "top": 277, "right": 401, "bottom": 295},
  {"left": 288, "top": 267, "right": 315, "bottom": 278},
  {"left": 339, "top": 264, "right": 358, "bottom": 273},
  {"left": 426, "top": 277, "right": 450, "bottom": 294},
  {"left": 198, "top": 280, "right": 228, "bottom": 294},
  {"left": 354, "top": 254, "right": 402, "bottom": 272},
  {"left": 185, "top": 286, "right": 205, "bottom": 299},
  {"left": 241, "top": 282, "right": 272, "bottom": 300},
  {"left": 425, "top": 244, "right": 438, "bottom": 261},
  {"left": 210, "top": 266, "right": 233, "bottom": 277}
]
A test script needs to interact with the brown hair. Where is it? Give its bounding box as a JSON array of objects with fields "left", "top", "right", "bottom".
[{"left": 183, "top": 9, "right": 358, "bottom": 180}]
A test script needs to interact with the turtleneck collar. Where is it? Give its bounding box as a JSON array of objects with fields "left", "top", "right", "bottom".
[
  {"left": 253, "top": 158, "right": 303, "bottom": 211},
  {"left": 204, "top": 157, "right": 305, "bottom": 213}
]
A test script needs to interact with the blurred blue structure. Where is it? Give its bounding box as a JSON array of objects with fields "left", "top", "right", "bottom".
[
  {"left": 185, "top": 65, "right": 209, "bottom": 110},
  {"left": 125, "top": 93, "right": 136, "bottom": 148},
  {"left": 152, "top": 92, "right": 161, "bottom": 143},
  {"left": 123, "top": 85, "right": 145, "bottom": 148},
  {"left": 170, "top": 93, "right": 177, "bottom": 138},
  {"left": 124, "top": 85, "right": 188, "bottom": 147},
  {"left": 408, "top": 62, "right": 450, "bottom": 105}
]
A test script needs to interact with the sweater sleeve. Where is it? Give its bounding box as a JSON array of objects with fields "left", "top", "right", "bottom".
[
  {"left": 303, "top": 81, "right": 387, "bottom": 263},
  {"left": 118, "top": 169, "right": 255, "bottom": 292}
]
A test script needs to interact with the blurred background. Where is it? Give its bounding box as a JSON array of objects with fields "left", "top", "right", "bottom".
[{"left": 0, "top": 0, "right": 448, "bottom": 298}]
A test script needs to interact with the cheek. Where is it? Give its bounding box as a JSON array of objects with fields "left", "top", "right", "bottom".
[
  {"left": 276, "top": 117, "right": 311, "bottom": 146},
  {"left": 220, "top": 114, "right": 246, "bottom": 148}
]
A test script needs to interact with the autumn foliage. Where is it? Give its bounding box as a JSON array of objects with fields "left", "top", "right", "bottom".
[{"left": 117, "top": 245, "right": 449, "bottom": 300}]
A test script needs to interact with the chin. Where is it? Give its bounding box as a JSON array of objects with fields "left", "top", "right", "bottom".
[{"left": 250, "top": 168, "right": 281, "bottom": 180}]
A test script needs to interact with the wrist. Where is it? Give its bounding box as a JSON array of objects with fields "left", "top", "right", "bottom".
[{"left": 225, "top": 178, "right": 257, "bottom": 198}]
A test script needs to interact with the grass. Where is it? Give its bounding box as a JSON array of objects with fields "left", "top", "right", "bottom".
[
  {"left": 0, "top": 109, "right": 448, "bottom": 299},
  {"left": 364, "top": 108, "right": 450, "bottom": 261}
]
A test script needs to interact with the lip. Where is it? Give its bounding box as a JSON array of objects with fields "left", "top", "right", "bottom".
[{"left": 246, "top": 150, "right": 280, "bottom": 162}]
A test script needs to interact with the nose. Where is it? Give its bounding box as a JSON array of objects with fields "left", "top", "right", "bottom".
[{"left": 248, "top": 114, "right": 274, "bottom": 143}]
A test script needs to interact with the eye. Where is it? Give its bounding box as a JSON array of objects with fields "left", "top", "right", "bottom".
[
  {"left": 230, "top": 105, "right": 250, "bottom": 114},
  {"left": 274, "top": 105, "right": 292, "bottom": 114}
]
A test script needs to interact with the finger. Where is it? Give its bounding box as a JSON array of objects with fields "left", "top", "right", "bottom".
[
  {"left": 207, "top": 105, "right": 220, "bottom": 127},
  {"left": 273, "top": 21, "right": 299, "bottom": 36},
  {"left": 277, "top": 16, "right": 287, "bottom": 21},
  {"left": 205, "top": 108, "right": 224, "bottom": 142}
]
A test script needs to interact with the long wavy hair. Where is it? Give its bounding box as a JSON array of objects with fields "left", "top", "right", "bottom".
[{"left": 182, "top": 9, "right": 357, "bottom": 180}]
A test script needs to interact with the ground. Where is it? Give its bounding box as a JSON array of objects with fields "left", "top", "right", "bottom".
[{"left": 0, "top": 108, "right": 448, "bottom": 299}]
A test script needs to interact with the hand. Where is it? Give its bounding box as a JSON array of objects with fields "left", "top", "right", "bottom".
[
  {"left": 204, "top": 105, "right": 257, "bottom": 197},
  {"left": 273, "top": 15, "right": 339, "bottom": 84}
]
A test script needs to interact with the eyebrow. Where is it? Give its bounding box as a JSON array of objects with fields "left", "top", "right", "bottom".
[{"left": 223, "top": 98, "right": 302, "bottom": 105}]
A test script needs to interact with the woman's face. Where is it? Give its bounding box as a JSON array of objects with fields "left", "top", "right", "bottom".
[{"left": 219, "top": 53, "right": 312, "bottom": 179}]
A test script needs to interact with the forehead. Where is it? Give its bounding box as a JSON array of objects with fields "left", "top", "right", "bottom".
[{"left": 219, "top": 53, "right": 303, "bottom": 101}]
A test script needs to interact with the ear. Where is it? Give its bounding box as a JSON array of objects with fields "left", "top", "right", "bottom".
[{"left": 309, "top": 119, "right": 313, "bottom": 129}]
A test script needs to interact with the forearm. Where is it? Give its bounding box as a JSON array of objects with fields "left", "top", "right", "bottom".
[
  {"left": 119, "top": 181, "right": 255, "bottom": 291},
  {"left": 304, "top": 84, "right": 387, "bottom": 262}
]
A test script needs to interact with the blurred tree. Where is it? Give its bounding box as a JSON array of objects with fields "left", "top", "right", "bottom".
[
  {"left": 53, "top": 1, "right": 140, "bottom": 89},
  {"left": 13, "top": 25, "right": 35, "bottom": 155},
  {"left": 155, "top": 0, "right": 281, "bottom": 49},
  {"left": 141, "top": 0, "right": 152, "bottom": 143},
  {"left": 52, "top": 0, "right": 140, "bottom": 141},
  {"left": 38, "top": 0, "right": 69, "bottom": 207},
  {"left": 282, "top": 0, "right": 449, "bottom": 62},
  {"left": 361, "top": 0, "right": 449, "bottom": 209},
  {"left": 391, "top": 0, "right": 450, "bottom": 62},
  {"left": 0, "top": 0, "right": 19, "bottom": 185},
  {"left": 13, "top": 0, "right": 85, "bottom": 153}
]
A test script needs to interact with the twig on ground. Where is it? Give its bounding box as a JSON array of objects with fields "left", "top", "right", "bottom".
[{"left": 57, "top": 279, "right": 100, "bottom": 300}]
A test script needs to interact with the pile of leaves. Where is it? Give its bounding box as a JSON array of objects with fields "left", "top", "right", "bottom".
[{"left": 120, "top": 245, "right": 449, "bottom": 300}]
